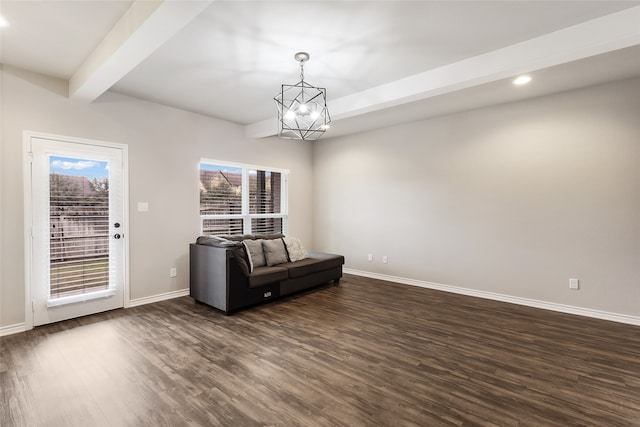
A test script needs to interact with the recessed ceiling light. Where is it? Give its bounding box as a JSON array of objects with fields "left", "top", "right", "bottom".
[
  {"left": 513, "top": 75, "right": 532, "bottom": 85},
  {"left": 0, "top": 16, "right": 8, "bottom": 28}
]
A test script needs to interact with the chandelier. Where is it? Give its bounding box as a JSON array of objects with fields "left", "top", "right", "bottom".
[{"left": 274, "top": 52, "right": 331, "bottom": 140}]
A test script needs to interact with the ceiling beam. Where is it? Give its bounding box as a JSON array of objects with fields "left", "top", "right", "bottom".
[
  {"left": 69, "top": 0, "right": 212, "bottom": 102},
  {"left": 246, "top": 6, "right": 640, "bottom": 139}
]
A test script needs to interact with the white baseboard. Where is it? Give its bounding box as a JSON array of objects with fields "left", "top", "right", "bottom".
[
  {"left": 344, "top": 268, "right": 640, "bottom": 326},
  {"left": 0, "top": 323, "right": 27, "bottom": 337},
  {"left": 127, "top": 288, "right": 190, "bottom": 308}
]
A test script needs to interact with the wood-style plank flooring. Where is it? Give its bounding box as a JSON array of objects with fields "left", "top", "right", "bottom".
[{"left": 1, "top": 274, "right": 639, "bottom": 426}]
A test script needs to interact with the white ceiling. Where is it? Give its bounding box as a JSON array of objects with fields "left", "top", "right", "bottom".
[
  {"left": 0, "top": 1, "right": 133, "bottom": 79},
  {"left": 1, "top": 1, "right": 639, "bottom": 140}
]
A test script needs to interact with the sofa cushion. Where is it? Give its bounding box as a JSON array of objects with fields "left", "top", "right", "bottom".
[
  {"left": 254, "top": 233, "right": 285, "bottom": 241},
  {"left": 283, "top": 237, "right": 308, "bottom": 262},
  {"left": 232, "top": 247, "right": 251, "bottom": 276},
  {"left": 243, "top": 239, "right": 266, "bottom": 272},
  {"left": 263, "top": 238, "right": 289, "bottom": 266},
  {"left": 196, "top": 235, "right": 242, "bottom": 248},
  {"left": 285, "top": 252, "right": 345, "bottom": 279},
  {"left": 220, "top": 234, "right": 255, "bottom": 242},
  {"left": 248, "top": 266, "right": 288, "bottom": 288}
]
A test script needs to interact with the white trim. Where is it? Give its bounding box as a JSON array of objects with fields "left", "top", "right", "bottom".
[
  {"left": 24, "top": 131, "right": 130, "bottom": 151},
  {"left": 199, "top": 213, "right": 291, "bottom": 221},
  {"left": 241, "top": 166, "right": 250, "bottom": 234},
  {"left": 128, "top": 288, "right": 189, "bottom": 308},
  {"left": 281, "top": 174, "right": 289, "bottom": 235},
  {"left": 344, "top": 268, "right": 640, "bottom": 326},
  {"left": 200, "top": 158, "right": 290, "bottom": 175},
  {"left": 121, "top": 145, "right": 131, "bottom": 309},
  {"left": 47, "top": 289, "right": 116, "bottom": 308},
  {"left": 0, "top": 323, "right": 27, "bottom": 337},
  {"left": 23, "top": 130, "right": 131, "bottom": 329},
  {"left": 23, "top": 137, "right": 34, "bottom": 331}
]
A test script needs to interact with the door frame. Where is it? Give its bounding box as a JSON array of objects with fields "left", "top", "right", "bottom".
[{"left": 23, "top": 131, "right": 130, "bottom": 331}]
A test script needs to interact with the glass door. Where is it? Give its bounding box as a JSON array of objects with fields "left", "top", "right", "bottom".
[{"left": 29, "top": 136, "right": 126, "bottom": 326}]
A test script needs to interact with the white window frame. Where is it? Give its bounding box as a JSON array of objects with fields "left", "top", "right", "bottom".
[{"left": 199, "top": 159, "right": 289, "bottom": 236}]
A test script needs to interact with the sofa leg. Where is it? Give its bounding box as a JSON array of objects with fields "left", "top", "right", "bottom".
[{"left": 333, "top": 278, "right": 341, "bottom": 284}]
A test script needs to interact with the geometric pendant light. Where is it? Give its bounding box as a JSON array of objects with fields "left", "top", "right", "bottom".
[{"left": 274, "top": 52, "right": 331, "bottom": 140}]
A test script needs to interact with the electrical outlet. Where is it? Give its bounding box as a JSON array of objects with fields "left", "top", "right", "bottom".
[
  {"left": 367, "top": 254, "right": 373, "bottom": 262},
  {"left": 382, "top": 255, "right": 388, "bottom": 264},
  {"left": 569, "top": 278, "right": 579, "bottom": 290},
  {"left": 170, "top": 267, "right": 177, "bottom": 278}
]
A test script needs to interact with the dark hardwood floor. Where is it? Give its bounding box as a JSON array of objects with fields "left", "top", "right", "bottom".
[{"left": 1, "top": 274, "right": 639, "bottom": 426}]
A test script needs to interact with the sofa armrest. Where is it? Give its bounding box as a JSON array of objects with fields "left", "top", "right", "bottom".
[{"left": 189, "top": 243, "right": 233, "bottom": 311}]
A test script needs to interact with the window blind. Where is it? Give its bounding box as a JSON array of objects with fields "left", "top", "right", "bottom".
[
  {"left": 49, "top": 174, "right": 109, "bottom": 299},
  {"left": 200, "top": 162, "right": 287, "bottom": 236},
  {"left": 249, "top": 170, "right": 281, "bottom": 214}
]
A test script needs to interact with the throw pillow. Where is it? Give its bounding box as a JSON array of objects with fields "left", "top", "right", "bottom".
[
  {"left": 262, "top": 238, "right": 289, "bottom": 266},
  {"left": 283, "top": 237, "right": 308, "bottom": 262},
  {"left": 242, "top": 239, "right": 266, "bottom": 273}
]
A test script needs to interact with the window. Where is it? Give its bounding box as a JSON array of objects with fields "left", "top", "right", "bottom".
[
  {"left": 49, "top": 160, "right": 110, "bottom": 300},
  {"left": 199, "top": 160, "right": 288, "bottom": 236}
]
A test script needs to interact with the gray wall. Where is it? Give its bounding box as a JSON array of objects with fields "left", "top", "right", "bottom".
[
  {"left": 0, "top": 65, "right": 314, "bottom": 328},
  {"left": 3, "top": 64, "right": 638, "bottom": 328},
  {"left": 313, "top": 77, "right": 640, "bottom": 317}
]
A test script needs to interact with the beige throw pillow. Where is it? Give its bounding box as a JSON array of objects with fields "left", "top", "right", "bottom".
[
  {"left": 242, "top": 239, "right": 266, "bottom": 273},
  {"left": 263, "top": 238, "right": 289, "bottom": 266},
  {"left": 283, "top": 237, "right": 308, "bottom": 262}
]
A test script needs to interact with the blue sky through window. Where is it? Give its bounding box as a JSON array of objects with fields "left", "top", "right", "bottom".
[
  {"left": 200, "top": 163, "right": 242, "bottom": 174},
  {"left": 50, "top": 156, "right": 109, "bottom": 180}
]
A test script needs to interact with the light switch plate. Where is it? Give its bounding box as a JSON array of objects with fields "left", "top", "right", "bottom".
[{"left": 569, "top": 278, "right": 579, "bottom": 290}]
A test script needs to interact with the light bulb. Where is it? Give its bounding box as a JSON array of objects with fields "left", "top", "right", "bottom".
[
  {"left": 513, "top": 75, "right": 532, "bottom": 85},
  {"left": 311, "top": 111, "right": 320, "bottom": 120},
  {"left": 299, "top": 104, "right": 308, "bottom": 113},
  {"left": 284, "top": 110, "right": 296, "bottom": 120}
]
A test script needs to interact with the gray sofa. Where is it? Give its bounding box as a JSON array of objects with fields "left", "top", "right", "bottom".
[{"left": 189, "top": 234, "right": 344, "bottom": 314}]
